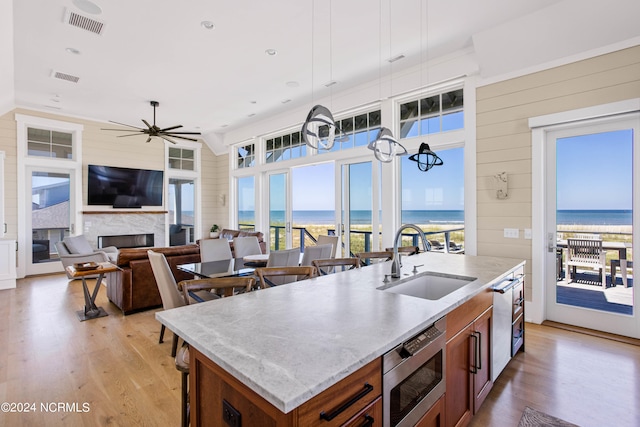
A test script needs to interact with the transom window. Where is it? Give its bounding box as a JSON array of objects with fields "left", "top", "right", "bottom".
[
  {"left": 265, "top": 131, "right": 306, "bottom": 163},
  {"left": 237, "top": 143, "right": 256, "bottom": 169},
  {"left": 318, "top": 110, "right": 381, "bottom": 154},
  {"left": 168, "top": 147, "right": 195, "bottom": 170},
  {"left": 399, "top": 89, "right": 464, "bottom": 139},
  {"left": 27, "top": 127, "right": 73, "bottom": 159}
]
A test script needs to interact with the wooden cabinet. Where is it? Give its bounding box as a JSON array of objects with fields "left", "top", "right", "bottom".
[
  {"left": 190, "top": 347, "right": 382, "bottom": 427},
  {"left": 445, "top": 290, "right": 493, "bottom": 427},
  {"left": 415, "top": 394, "right": 445, "bottom": 427}
]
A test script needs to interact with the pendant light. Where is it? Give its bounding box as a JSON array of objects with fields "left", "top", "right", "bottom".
[
  {"left": 408, "top": 142, "right": 443, "bottom": 171},
  {"left": 409, "top": 0, "right": 443, "bottom": 172},
  {"left": 301, "top": 0, "right": 343, "bottom": 151},
  {"left": 366, "top": 0, "right": 407, "bottom": 163}
]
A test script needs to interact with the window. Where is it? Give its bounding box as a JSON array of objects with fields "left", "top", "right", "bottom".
[
  {"left": 399, "top": 89, "right": 464, "bottom": 138},
  {"left": 318, "top": 110, "right": 381, "bottom": 154},
  {"left": 400, "top": 147, "right": 465, "bottom": 249},
  {"left": 237, "top": 144, "right": 256, "bottom": 169},
  {"left": 168, "top": 147, "right": 195, "bottom": 170},
  {"left": 27, "top": 127, "right": 73, "bottom": 159},
  {"left": 168, "top": 179, "right": 195, "bottom": 245},
  {"left": 266, "top": 131, "right": 306, "bottom": 163}
]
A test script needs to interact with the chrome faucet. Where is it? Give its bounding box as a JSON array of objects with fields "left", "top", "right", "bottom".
[{"left": 391, "top": 224, "right": 430, "bottom": 278}]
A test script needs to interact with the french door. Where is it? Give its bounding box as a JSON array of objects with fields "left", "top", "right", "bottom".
[
  {"left": 26, "top": 166, "right": 76, "bottom": 275},
  {"left": 336, "top": 159, "right": 380, "bottom": 257},
  {"left": 544, "top": 114, "right": 639, "bottom": 337}
]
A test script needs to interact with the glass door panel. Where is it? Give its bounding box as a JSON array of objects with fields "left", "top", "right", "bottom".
[
  {"left": 338, "top": 161, "right": 374, "bottom": 257},
  {"left": 29, "top": 169, "right": 72, "bottom": 274},
  {"left": 291, "top": 163, "right": 335, "bottom": 251},
  {"left": 237, "top": 176, "right": 256, "bottom": 230},
  {"left": 168, "top": 178, "right": 194, "bottom": 245},
  {"left": 269, "top": 172, "right": 290, "bottom": 251},
  {"left": 545, "top": 117, "right": 637, "bottom": 336}
]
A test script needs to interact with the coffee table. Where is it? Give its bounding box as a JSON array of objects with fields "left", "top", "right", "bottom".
[{"left": 65, "top": 261, "right": 119, "bottom": 321}]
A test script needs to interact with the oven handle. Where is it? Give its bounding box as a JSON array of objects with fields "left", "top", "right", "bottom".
[{"left": 319, "top": 383, "right": 374, "bottom": 421}]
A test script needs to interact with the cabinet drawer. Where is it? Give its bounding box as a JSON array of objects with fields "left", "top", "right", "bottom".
[
  {"left": 296, "top": 358, "right": 382, "bottom": 427},
  {"left": 341, "top": 396, "right": 382, "bottom": 427},
  {"left": 512, "top": 313, "right": 524, "bottom": 356}
]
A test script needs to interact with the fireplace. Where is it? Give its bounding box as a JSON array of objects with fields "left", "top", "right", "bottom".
[{"left": 98, "top": 233, "right": 154, "bottom": 249}]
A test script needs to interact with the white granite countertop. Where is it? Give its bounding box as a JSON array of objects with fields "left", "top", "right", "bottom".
[{"left": 156, "top": 252, "right": 524, "bottom": 413}]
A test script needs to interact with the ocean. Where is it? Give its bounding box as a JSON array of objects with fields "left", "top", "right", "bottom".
[{"left": 238, "top": 210, "right": 632, "bottom": 226}]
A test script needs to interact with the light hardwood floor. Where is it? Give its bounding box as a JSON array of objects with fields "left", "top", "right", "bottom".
[{"left": 1, "top": 274, "right": 639, "bottom": 426}]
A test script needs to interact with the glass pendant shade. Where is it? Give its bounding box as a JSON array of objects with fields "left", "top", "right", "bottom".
[
  {"left": 367, "top": 127, "right": 408, "bottom": 163},
  {"left": 301, "top": 105, "right": 339, "bottom": 150},
  {"left": 408, "top": 142, "right": 444, "bottom": 172}
]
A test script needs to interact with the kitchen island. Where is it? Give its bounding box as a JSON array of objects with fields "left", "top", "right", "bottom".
[{"left": 156, "top": 251, "right": 525, "bottom": 426}]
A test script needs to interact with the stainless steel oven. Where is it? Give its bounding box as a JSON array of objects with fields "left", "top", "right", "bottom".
[{"left": 383, "top": 316, "right": 446, "bottom": 427}]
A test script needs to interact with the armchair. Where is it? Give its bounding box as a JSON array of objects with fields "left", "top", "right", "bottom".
[{"left": 56, "top": 235, "right": 119, "bottom": 279}]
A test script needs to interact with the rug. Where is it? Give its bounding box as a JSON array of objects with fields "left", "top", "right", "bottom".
[{"left": 518, "top": 406, "right": 579, "bottom": 427}]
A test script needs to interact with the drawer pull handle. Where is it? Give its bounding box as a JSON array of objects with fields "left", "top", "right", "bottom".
[
  {"left": 470, "top": 333, "right": 478, "bottom": 374},
  {"left": 319, "top": 383, "right": 374, "bottom": 421},
  {"left": 360, "top": 415, "right": 375, "bottom": 427}
]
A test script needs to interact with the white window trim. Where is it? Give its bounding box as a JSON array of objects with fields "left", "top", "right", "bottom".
[
  {"left": 165, "top": 141, "right": 201, "bottom": 241},
  {"left": 15, "top": 114, "right": 84, "bottom": 279}
]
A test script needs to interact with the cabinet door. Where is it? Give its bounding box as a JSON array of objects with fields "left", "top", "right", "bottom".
[
  {"left": 416, "top": 394, "right": 445, "bottom": 427},
  {"left": 472, "top": 308, "right": 493, "bottom": 412},
  {"left": 445, "top": 324, "right": 474, "bottom": 427},
  {"left": 342, "top": 396, "right": 382, "bottom": 427}
]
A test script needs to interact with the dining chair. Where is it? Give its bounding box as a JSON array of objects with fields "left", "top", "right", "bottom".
[
  {"left": 384, "top": 245, "right": 420, "bottom": 255},
  {"left": 175, "top": 275, "right": 255, "bottom": 427},
  {"left": 255, "top": 266, "right": 317, "bottom": 289},
  {"left": 199, "top": 238, "right": 233, "bottom": 262},
  {"left": 357, "top": 251, "right": 393, "bottom": 266},
  {"left": 317, "top": 235, "right": 339, "bottom": 258},
  {"left": 312, "top": 257, "right": 361, "bottom": 275},
  {"left": 148, "top": 250, "right": 218, "bottom": 357},
  {"left": 300, "top": 244, "right": 333, "bottom": 267},
  {"left": 266, "top": 247, "right": 301, "bottom": 267},
  {"left": 232, "top": 236, "right": 263, "bottom": 259}
]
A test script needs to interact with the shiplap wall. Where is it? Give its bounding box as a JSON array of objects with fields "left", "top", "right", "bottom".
[
  {"left": 0, "top": 108, "right": 224, "bottom": 243},
  {"left": 476, "top": 45, "right": 640, "bottom": 300}
]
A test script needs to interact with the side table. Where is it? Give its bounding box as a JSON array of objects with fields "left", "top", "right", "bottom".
[{"left": 66, "top": 261, "right": 120, "bottom": 321}]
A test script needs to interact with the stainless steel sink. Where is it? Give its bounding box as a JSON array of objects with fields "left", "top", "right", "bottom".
[{"left": 379, "top": 271, "right": 476, "bottom": 300}]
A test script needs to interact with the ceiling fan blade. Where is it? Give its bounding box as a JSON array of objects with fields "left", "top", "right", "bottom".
[
  {"left": 164, "top": 131, "right": 202, "bottom": 135},
  {"left": 107, "top": 120, "right": 145, "bottom": 130},
  {"left": 116, "top": 133, "right": 145, "bottom": 138},
  {"left": 158, "top": 135, "right": 178, "bottom": 144},
  {"left": 146, "top": 136, "right": 152, "bottom": 143},
  {"left": 163, "top": 134, "right": 199, "bottom": 142},
  {"left": 102, "top": 128, "right": 141, "bottom": 132},
  {"left": 160, "top": 124, "right": 183, "bottom": 132},
  {"left": 142, "top": 119, "right": 152, "bottom": 129}
]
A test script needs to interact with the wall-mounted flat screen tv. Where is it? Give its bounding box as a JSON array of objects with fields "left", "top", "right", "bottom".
[{"left": 87, "top": 165, "right": 163, "bottom": 207}]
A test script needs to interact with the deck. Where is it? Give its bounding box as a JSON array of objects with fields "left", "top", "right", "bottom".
[{"left": 556, "top": 270, "right": 633, "bottom": 315}]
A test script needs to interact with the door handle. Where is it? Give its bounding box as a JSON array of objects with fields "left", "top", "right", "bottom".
[{"left": 470, "top": 333, "right": 478, "bottom": 374}]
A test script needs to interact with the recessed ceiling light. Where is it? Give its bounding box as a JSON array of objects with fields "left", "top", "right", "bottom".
[
  {"left": 201, "top": 21, "right": 215, "bottom": 30},
  {"left": 265, "top": 49, "right": 277, "bottom": 56},
  {"left": 324, "top": 81, "right": 338, "bottom": 87},
  {"left": 65, "top": 47, "right": 81, "bottom": 55},
  {"left": 248, "top": 113, "right": 256, "bottom": 117},
  {"left": 281, "top": 99, "right": 291, "bottom": 104},
  {"left": 250, "top": 101, "right": 257, "bottom": 104},
  {"left": 72, "top": 0, "right": 102, "bottom": 15},
  {"left": 388, "top": 54, "right": 405, "bottom": 63},
  {"left": 285, "top": 81, "right": 299, "bottom": 88}
]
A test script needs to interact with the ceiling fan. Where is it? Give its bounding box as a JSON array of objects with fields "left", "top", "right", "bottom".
[{"left": 102, "top": 101, "right": 201, "bottom": 144}]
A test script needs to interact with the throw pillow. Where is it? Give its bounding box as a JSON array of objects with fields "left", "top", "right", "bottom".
[{"left": 63, "top": 235, "right": 94, "bottom": 254}]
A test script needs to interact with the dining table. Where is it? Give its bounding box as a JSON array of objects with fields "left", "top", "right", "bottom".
[{"left": 177, "top": 257, "right": 261, "bottom": 279}]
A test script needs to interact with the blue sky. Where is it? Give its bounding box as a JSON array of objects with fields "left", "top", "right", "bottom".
[{"left": 556, "top": 129, "right": 632, "bottom": 210}]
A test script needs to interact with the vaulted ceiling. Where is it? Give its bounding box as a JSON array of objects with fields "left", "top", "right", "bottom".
[{"left": 5, "top": 0, "right": 640, "bottom": 151}]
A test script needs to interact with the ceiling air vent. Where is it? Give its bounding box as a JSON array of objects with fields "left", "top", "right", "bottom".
[
  {"left": 51, "top": 70, "right": 80, "bottom": 83},
  {"left": 63, "top": 8, "right": 105, "bottom": 35}
]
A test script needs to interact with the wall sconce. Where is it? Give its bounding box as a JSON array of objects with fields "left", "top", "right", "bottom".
[{"left": 494, "top": 172, "right": 508, "bottom": 199}]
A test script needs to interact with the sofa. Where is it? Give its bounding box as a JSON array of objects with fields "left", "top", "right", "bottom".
[
  {"left": 106, "top": 244, "right": 201, "bottom": 315},
  {"left": 215, "top": 228, "right": 266, "bottom": 257}
]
